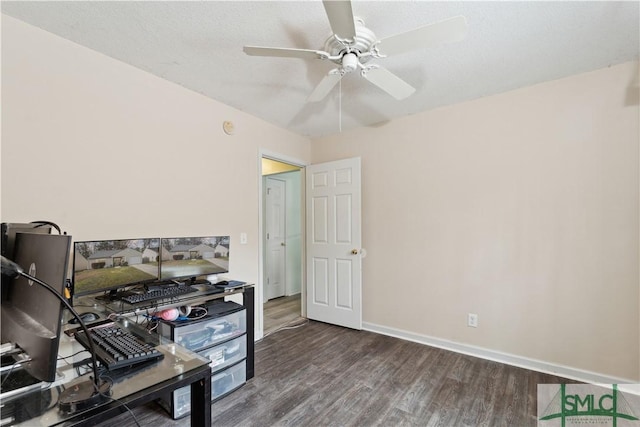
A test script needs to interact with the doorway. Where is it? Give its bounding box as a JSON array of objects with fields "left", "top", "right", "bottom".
[{"left": 261, "top": 157, "right": 304, "bottom": 336}]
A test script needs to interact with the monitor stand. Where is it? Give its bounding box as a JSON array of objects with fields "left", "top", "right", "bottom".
[{"left": 94, "top": 289, "right": 121, "bottom": 302}]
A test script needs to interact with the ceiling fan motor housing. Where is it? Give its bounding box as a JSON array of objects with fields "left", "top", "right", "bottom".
[{"left": 323, "top": 18, "right": 377, "bottom": 66}]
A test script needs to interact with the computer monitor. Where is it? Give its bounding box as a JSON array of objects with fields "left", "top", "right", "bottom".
[
  {"left": 160, "top": 236, "right": 229, "bottom": 281},
  {"left": 0, "top": 232, "right": 72, "bottom": 382},
  {"left": 72, "top": 238, "right": 160, "bottom": 298}
]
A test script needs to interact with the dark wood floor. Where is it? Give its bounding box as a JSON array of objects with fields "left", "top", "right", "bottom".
[{"left": 97, "top": 320, "right": 574, "bottom": 426}]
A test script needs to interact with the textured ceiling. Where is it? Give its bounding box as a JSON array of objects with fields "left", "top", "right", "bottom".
[{"left": 2, "top": 1, "right": 639, "bottom": 138}]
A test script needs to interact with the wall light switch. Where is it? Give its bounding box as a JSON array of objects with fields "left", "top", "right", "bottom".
[{"left": 240, "top": 233, "right": 248, "bottom": 244}]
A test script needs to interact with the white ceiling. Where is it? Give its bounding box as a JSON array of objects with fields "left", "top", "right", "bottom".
[{"left": 2, "top": 1, "right": 639, "bottom": 138}]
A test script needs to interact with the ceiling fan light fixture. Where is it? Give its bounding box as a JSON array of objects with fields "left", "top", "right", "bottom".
[{"left": 342, "top": 53, "right": 358, "bottom": 73}]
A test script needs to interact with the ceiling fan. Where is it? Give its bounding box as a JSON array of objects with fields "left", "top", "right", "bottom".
[{"left": 243, "top": 0, "right": 467, "bottom": 102}]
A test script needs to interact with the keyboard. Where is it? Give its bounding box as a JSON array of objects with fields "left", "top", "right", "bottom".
[
  {"left": 119, "top": 285, "right": 198, "bottom": 304},
  {"left": 74, "top": 324, "right": 164, "bottom": 371}
]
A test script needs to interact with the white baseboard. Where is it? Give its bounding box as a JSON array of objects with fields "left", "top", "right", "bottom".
[{"left": 362, "top": 321, "right": 638, "bottom": 393}]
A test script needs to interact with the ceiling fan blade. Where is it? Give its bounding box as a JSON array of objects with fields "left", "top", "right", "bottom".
[
  {"left": 243, "top": 46, "right": 329, "bottom": 60},
  {"left": 322, "top": 0, "right": 356, "bottom": 42},
  {"left": 362, "top": 67, "right": 416, "bottom": 100},
  {"left": 377, "top": 15, "right": 468, "bottom": 56},
  {"left": 307, "top": 70, "right": 344, "bottom": 102}
]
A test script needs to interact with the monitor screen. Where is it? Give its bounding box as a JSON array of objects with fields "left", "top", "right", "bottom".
[
  {"left": 73, "top": 238, "right": 160, "bottom": 297},
  {"left": 160, "top": 236, "right": 229, "bottom": 281},
  {"left": 1, "top": 232, "right": 72, "bottom": 382}
]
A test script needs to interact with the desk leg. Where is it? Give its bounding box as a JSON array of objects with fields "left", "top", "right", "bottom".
[
  {"left": 190, "top": 374, "right": 211, "bottom": 427},
  {"left": 243, "top": 286, "right": 255, "bottom": 380}
]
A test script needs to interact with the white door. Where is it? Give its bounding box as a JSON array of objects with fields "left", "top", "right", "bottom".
[
  {"left": 306, "top": 157, "right": 362, "bottom": 330},
  {"left": 265, "top": 177, "right": 286, "bottom": 300}
]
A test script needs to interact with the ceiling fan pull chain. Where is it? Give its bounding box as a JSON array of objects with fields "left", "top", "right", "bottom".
[{"left": 339, "top": 78, "right": 342, "bottom": 133}]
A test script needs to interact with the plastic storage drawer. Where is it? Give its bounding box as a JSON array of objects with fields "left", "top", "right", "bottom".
[
  {"left": 159, "top": 360, "right": 247, "bottom": 419},
  {"left": 158, "top": 302, "right": 246, "bottom": 352},
  {"left": 212, "top": 359, "right": 246, "bottom": 400},
  {"left": 202, "top": 334, "right": 247, "bottom": 373},
  {"left": 160, "top": 384, "right": 192, "bottom": 419}
]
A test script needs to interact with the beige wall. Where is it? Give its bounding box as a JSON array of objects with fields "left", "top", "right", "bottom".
[
  {"left": 1, "top": 16, "right": 311, "bottom": 295},
  {"left": 312, "top": 62, "right": 640, "bottom": 381}
]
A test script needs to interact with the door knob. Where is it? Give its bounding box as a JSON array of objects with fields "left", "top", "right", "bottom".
[
  {"left": 281, "top": 242, "right": 286, "bottom": 246},
  {"left": 351, "top": 249, "right": 359, "bottom": 255}
]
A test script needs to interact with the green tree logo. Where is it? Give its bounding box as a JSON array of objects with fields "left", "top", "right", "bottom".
[{"left": 540, "top": 384, "right": 639, "bottom": 427}]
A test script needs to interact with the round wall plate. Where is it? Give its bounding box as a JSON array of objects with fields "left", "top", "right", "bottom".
[{"left": 222, "top": 121, "right": 234, "bottom": 135}]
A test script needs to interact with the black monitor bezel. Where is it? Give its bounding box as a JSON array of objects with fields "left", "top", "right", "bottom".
[{"left": 72, "top": 237, "right": 161, "bottom": 297}]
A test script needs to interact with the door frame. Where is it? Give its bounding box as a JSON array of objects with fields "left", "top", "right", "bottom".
[{"left": 257, "top": 149, "right": 307, "bottom": 341}]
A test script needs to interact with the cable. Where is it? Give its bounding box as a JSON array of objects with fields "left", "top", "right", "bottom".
[
  {"left": 262, "top": 317, "right": 309, "bottom": 339},
  {"left": 58, "top": 349, "right": 90, "bottom": 361},
  {"left": 98, "top": 375, "right": 141, "bottom": 427},
  {"left": 147, "top": 321, "right": 159, "bottom": 333},
  {"left": 0, "top": 358, "right": 27, "bottom": 388},
  {"left": 30, "top": 220, "right": 61, "bottom": 234},
  {"left": 75, "top": 364, "right": 93, "bottom": 377}
]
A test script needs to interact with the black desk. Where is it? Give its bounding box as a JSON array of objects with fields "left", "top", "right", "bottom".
[{"left": 1, "top": 320, "right": 211, "bottom": 426}]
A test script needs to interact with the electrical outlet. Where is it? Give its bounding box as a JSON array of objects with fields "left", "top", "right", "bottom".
[
  {"left": 468, "top": 313, "right": 478, "bottom": 328},
  {"left": 240, "top": 233, "right": 247, "bottom": 244}
]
